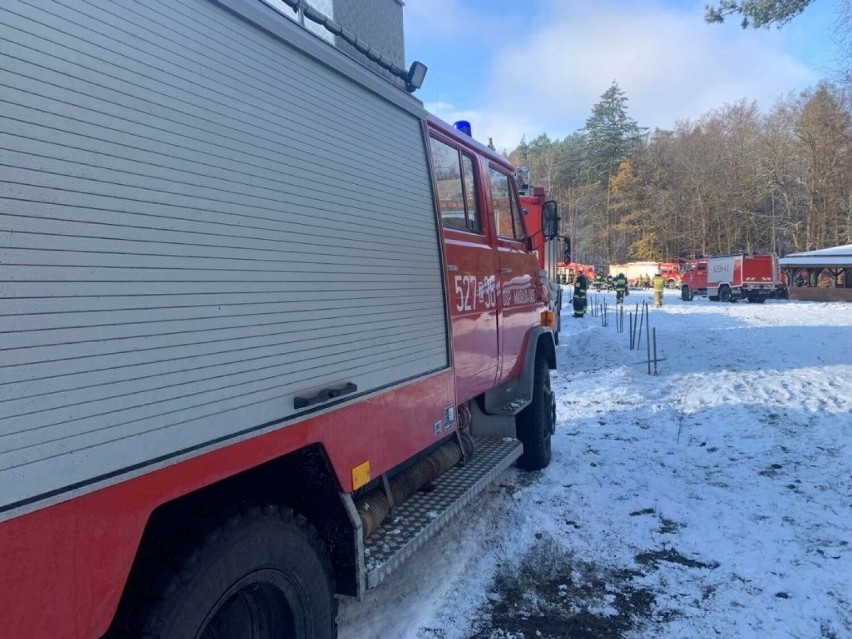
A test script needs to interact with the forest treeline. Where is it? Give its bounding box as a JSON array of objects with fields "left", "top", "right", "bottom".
[{"left": 509, "top": 81, "right": 851, "bottom": 266}]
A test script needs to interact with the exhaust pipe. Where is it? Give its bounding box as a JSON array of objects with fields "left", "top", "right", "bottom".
[{"left": 355, "top": 433, "right": 475, "bottom": 540}]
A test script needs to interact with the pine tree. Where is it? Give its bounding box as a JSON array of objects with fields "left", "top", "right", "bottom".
[{"left": 581, "top": 82, "right": 646, "bottom": 187}]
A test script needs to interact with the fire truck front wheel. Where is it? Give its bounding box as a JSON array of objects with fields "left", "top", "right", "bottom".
[
  {"left": 133, "top": 503, "right": 337, "bottom": 639},
  {"left": 516, "top": 354, "right": 554, "bottom": 471},
  {"left": 681, "top": 285, "right": 693, "bottom": 302}
]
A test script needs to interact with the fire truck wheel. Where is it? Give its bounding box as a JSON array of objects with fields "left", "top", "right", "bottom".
[
  {"left": 136, "top": 503, "right": 337, "bottom": 639},
  {"left": 516, "top": 354, "right": 554, "bottom": 471},
  {"left": 719, "top": 285, "right": 732, "bottom": 303},
  {"left": 681, "top": 286, "right": 693, "bottom": 302}
]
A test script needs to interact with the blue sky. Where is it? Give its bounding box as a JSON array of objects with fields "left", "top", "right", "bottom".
[{"left": 403, "top": 0, "right": 845, "bottom": 151}]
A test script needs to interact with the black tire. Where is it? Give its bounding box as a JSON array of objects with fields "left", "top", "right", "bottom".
[
  {"left": 719, "top": 286, "right": 732, "bottom": 303},
  {"left": 681, "top": 285, "right": 693, "bottom": 302},
  {"left": 516, "top": 354, "right": 554, "bottom": 470},
  {"left": 132, "top": 504, "right": 337, "bottom": 639}
]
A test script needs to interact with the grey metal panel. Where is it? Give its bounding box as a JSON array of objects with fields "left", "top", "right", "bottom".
[{"left": 0, "top": 0, "right": 448, "bottom": 510}]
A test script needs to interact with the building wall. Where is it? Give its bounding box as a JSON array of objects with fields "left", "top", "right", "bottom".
[
  {"left": 334, "top": 0, "right": 405, "bottom": 87},
  {"left": 261, "top": 0, "right": 406, "bottom": 88}
]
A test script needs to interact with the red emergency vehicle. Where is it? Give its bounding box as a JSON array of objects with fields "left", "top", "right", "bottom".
[
  {"left": 658, "top": 262, "right": 683, "bottom": 289},
  {"left": 557, "top": 262, "right": 597, "bottom": 283},
  {"left": 680, "top": 254, "right": 783, "bottom": 303},
  {"left": 0, "top": 2, "right": 562, "bottom": 637}
]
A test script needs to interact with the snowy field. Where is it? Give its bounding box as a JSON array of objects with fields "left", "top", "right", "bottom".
[{"left": 338, "top": 289, "right": 852, "bottom": 639}]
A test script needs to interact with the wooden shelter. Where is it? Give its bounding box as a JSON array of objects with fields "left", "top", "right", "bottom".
[{"left": 779, "top": 244, "right": 852, "bottom": 302}]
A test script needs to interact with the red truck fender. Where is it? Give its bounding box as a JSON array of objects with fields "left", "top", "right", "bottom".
[{"left": 483, "top": 327, "right": 556, "bottom": 416}]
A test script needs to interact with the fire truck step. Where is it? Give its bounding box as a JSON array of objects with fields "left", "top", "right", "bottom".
[{"left": 364, "top": 436, "right": 522, "bottom": 589}]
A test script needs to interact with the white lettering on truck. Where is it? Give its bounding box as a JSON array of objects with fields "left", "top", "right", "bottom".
[{"left": 454, "top": 274, "right": 497, "bottom": 311}]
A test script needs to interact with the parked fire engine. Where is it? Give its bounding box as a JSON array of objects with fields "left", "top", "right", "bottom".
[
  {"left": 0, "top": 2, "right": 563, "bottom": 637},
  {"left": 557, "top": 262, "right": 596, "bottom": 283},
  {"left": 680, "top": 254, "right": 783, "bottom": 303},
  {"left": 658, "top": 262, "right": 682, "bottom": 288}
]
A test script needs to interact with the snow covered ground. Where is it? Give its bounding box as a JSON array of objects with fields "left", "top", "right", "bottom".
[{"left": 338, "top": 289, "right": 852, "bottom": 639}]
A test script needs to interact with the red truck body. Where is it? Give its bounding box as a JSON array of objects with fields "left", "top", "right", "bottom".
[
  {"left": 680, "top": 254, "right": 783, "bottom": 303},
  {"left": 557, "top": 262, "right": 597, "bottom": 282},
  {"left": 658, "top": 262, "right": 682, "bottom": 288},
  {"left": 0, "top": 2, "right": 560, "bottom": 637}
]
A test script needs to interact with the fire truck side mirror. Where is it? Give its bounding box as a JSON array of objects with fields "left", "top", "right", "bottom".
[
  {"left": 562, "top": 236, "right": 571, "bottom": 263},
  {"left": 542, "top": 200, "right": 559, "bottom": 240}
]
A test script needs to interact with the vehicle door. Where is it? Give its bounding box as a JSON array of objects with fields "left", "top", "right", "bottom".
[
  {"left": 429, "top": 134, "right": 498, "bottom": 403},
  {"left": 488, "top": 165, "right": 542, "bottom": 384}
]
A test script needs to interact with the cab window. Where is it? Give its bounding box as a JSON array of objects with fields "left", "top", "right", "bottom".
[
  {"left": 430, "top": 136, "right": 481, "bottom": 233},
  {"left": 490, "top": 167, "right": 524, "bottom": 240}
]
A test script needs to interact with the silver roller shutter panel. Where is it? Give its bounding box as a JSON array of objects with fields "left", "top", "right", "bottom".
[{"left": 0, "top": 0, "right": 448, "bottom": 513}]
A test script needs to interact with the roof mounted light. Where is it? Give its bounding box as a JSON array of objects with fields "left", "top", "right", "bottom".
[
  {"left": 454, "top": 120, "right": 472, "bottom": 136},
  {"left": 406, "top": 61, "right": 428, "bottom": 92}
]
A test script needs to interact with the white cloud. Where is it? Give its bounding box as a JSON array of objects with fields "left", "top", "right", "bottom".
[
  {"left": 434, "top": 0, "right": 821, "bottom": 147},
  {"left": 404, "top": 0, "right": 512, "bottom": 44},
  {"left": 425, "top": 101, "right": 536, "bottom": 153}
]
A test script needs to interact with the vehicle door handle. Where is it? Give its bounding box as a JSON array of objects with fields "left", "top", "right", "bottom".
[
  {"left": 500, "top": 267, "right": 512, "bottom": 274},
  {"left": 446, "top": 264, "right": 458, "bottom": 272}
]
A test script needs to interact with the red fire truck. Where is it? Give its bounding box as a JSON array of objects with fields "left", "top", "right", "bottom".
[
  {"left": 680, "top": 254, "right": 783, "bottom": 303},
  {"left": 0, "top": 2, "right": 562, "bottom": 637},
  {"left": 658, "top": 262, "right": 683, "bottom": 289},
  {"left": 557, "top": 262, "right": 597, "bottom": 283}
]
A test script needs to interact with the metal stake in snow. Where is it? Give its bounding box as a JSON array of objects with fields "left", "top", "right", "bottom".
[
  {"left": 629, "top": 311, "right": 634, "bottom": 348},
  {"left": 653, "top": 327, "right": 659, "bottom": 375},
  {"left": 646, "top": 306, "right": 652, "bottom": 375}
]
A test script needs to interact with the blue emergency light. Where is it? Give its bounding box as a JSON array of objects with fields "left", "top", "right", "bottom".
[{"left": 454, "top": 120, "right": 472, "bottom": 137}]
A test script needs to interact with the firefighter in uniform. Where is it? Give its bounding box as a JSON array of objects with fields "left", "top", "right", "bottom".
[
  {"left": 652, "top": 272, "right": 666, "bottom": 308},
  {"left": 572, "top": 271, "right": 588, "bottom": 317},
  {"left": 614, "top": 272, "right": 628, "bottom": 304}
]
